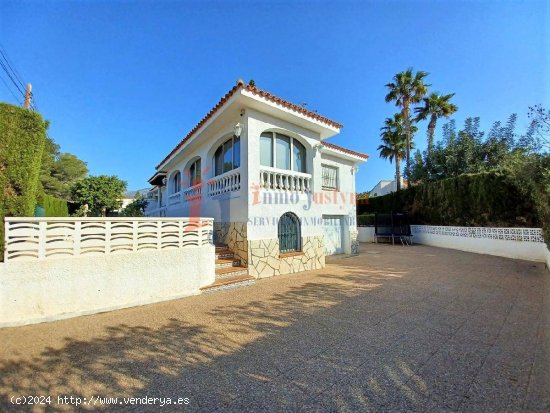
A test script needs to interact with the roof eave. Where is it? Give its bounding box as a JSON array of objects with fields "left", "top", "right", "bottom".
[
  {"left": 241, "top": 89, "right": 341, "bottom": 139},
  {"left": 321, "top": 147, "right": 368, "bottom": 163}
]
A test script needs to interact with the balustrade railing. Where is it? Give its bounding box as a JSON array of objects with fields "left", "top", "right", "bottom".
[
  {"left": 208, "top": 169, "right": 241, "bottom": 197},
  {"left": 3, "top": 217, "right": 214, "bottom": 262},
  {"left": 259, "top": 168, "right": 312, "bottom": 192},
  {"left": 183, "top": 183, "right": 202, "bottom": 201},
  {"left": 168, "top": 192, "right": 182, "bottom": 205}
]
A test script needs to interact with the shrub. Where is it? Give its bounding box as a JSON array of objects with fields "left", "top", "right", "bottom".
[
  {"left": 358, "top": 172, "right": 539, "bottom": 228},
  {"left": 37, "top": 193, "right": 69, "bottom": 217},
  {"left": 0, "top": 103, "right": 47, "bottom": 260},
  {"left": 357, "top": 213, "right": 375, "bottom": 226}
]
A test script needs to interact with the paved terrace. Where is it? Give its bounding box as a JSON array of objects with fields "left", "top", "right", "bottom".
[{"left": 0, "top": 244, "right": 549, "bottom": 412}]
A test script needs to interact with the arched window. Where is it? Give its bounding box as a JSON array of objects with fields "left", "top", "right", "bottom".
[
  {"left": 260, "top": 132, "right": 306, "bottom": 173},
  {"left": 213, "top": 135, "right": 240, "bottom": 176},
  {"left": 171, "top": 171, "right": 181, "bottom": 194},
  {"left": 278, "top": 212, "right": 301, "bottom": 253},
  {"left": 188, "top": 159, "right": 201, "bottom": 186}
]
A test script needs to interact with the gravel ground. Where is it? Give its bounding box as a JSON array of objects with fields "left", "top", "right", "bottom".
[{"left": 0, "top": 243, "right": 548, "bottom": 412}]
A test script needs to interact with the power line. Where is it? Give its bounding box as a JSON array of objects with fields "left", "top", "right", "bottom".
[
  {"left": 0, "top": 44, "right": 40, "bottom": 112},
  {"left": 0, "top": 74, "right": 22, "bottom": 104},
  {"left": 0, "top": 45, "right": 25, "bottom": 90},
  {"left": 0, "top": 58, "right": 26, "bottom": 97}
]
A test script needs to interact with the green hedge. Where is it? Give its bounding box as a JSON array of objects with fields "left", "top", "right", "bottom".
[
  {"left": 357, "top": 172, "right": 539, "bottom": 227},
  {"left": 357, "top": 213, "right": 375, "bottom": 227},
  {"left": 0, "top": 103, "right": 47, "bottom": 260},
  {"left": 38, "top": 193, "right": 69, "bottom": 217}
]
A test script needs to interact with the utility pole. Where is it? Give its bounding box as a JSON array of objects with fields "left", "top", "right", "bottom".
[{"left": 23, "top": 83, "right": 32, "bottom": 109}]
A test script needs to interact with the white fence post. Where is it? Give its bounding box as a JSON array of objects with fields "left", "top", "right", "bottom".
[
  {"left": 132, "top": 221, "right": 138, "bottom": 252},
  {"left": 38, "top": 221, "right": 47, "bottom": 259},
  {"left": 74, "top": 221, "right": 81, "bottom": 256},
  {"left": 105, "top": 220, "right": 111, "bottom": 254}
]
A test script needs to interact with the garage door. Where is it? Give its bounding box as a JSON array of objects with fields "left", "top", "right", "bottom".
[{"left": 323, "top": 215, "right": 344, "bottom": 255}]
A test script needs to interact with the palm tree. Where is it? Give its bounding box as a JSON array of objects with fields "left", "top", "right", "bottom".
[
  {"left": 378, "top": 114, "right": 408, "bottom": 191},
  {"left": 385, "top": 69, "right": 430, "bottom": 180},
  {"left": 415, "top": 92, "right": 458, "bottom": 159}
]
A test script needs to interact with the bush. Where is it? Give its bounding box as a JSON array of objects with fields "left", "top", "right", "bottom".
[
  {"left": 0, "top": 103, "right": 47, "bottom": 260},
  {"left": 358, "top": 172, "right": 539, "bottom": 227},
  {"left": 357, "top": 213, "right": 375, "bottom": 227},
  {"left": 37, "top": 193, "right": 69, "bottom": 217}
]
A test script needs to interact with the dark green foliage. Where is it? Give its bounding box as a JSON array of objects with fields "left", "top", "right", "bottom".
[
  {"left": 357, "top": 213, "right": 375, "bottom": 226},
  {"left": 358, "top": 172, "right": 539, "bottom": 228},
  {"left": 119, "top": 193, "right": 149, "bottom": 217},
  {"left": 70, "top": 175, "right": 127, "bottom": 217},
  {"left": 37, "top": 193, "right": 69, "bottom": 217},
  {"left": 414, "top": 115, "right": 524, "bottom": 182},
  {"left": 40, "top": 136, "right": 88, "bottom": 199},
  {"left": 0, "top": 103, "right": 47, "bottom": 260}
]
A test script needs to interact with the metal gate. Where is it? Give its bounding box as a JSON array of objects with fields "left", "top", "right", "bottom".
[{"left": 278, "top": 212, "right": 301, "bottom": 253}]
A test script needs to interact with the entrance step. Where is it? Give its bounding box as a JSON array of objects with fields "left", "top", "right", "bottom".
[
  {"left": 215, "top": 258, "right": 241, "bottom": 269},
  {"left": 200, "top": 274, "right": 256, "bottom": 293},
  {"left": 215, "top": 250, "right": 235, "bottom": 260},
  {"left": 215, "top": 265, "right": 249, "bottom": 279}
]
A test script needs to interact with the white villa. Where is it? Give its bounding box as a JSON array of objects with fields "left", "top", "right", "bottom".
[
  {"left": 145, "top": 80, "right": 368, "bottom": 279},
  {"left": 369, "top": 178, "right": 407, "bottom": 198}
]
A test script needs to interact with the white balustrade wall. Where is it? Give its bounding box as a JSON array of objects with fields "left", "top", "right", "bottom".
[
  {"left": 1, "top": 217, "right": 216, "bottom": 327},
  {"left": 4, "top": 217, "right": 213, "bottom": 262},
  {"left": 259, "top": 168, "right": 311, "bottom": 192},
  {"left": 208, "top": 170, "right": 241, "bottom": 197},
  {"left": 183, "top": 183, "right": 202, "bottom": 201},
  {"left": 410, "top": 225, "right": 549, "bottom": 267}
]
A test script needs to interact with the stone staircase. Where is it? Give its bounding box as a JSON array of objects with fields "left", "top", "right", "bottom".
[{"left": 200, "top": 244, "right": 255, "bottom": 293}]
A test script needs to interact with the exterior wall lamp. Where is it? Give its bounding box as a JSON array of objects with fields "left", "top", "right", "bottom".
[{"left": 234, "top": 122, "right": 243, "bottom": 138}]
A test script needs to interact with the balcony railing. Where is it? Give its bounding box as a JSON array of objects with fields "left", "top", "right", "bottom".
[
  {"left": 208, "top": 169, "right": 241, "bottom": 197},
  {"left": 183, "top": 183, "right": 202, "bottom": 201},
  {"left": 259, "top": 167, "right": 312, "bottom": 192},
  {"left": 168, "top": 192, "right": 181, "bottom": 206},
  {"left": 145, "top": 206, "right": 167, "bottom": 217}
]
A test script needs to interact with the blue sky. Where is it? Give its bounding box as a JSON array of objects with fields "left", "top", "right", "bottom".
[{"left": 0, "top": 0, "right": 548, "bottom": 192}]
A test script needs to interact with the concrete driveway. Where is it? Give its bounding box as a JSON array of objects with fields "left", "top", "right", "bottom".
[{"left": 0, "top": 244, "right": 548, "bottom": 412}]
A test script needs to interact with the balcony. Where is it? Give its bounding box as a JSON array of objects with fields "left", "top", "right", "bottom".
[
  {"left": 168, "top": 192, "right": 182, "bottom": 206},
  {"left": 145, "top": 206, "right": 167, "bottom": 217},
  {"left": 183, "top": 183, "right": 202, "bottom": 201},
  {"left": 208, "top": 169, "right": 241, "bottom": 197},
  {"left": 259, "top": 167, "right": 311, "bottom": 192}
]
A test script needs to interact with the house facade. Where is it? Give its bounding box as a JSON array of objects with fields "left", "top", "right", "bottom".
[
  {"left": 369, "top": 178, "right": 407, "bottom": 198},
  {"left": 145, "top": 81, "right": 368, "bottom": 278}
]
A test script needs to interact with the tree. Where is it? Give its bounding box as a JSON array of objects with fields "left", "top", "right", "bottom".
[
  {"left": 385, "top": 68, "right": 430, "bottom": 179},
  {"left": 70, "top": 175, "right": 127, "bottom": 217},
  {"left": 409, "top": 150, "right": 428, "bottom": 184},
  {"left": 414, "top": 92, "right": 458, "bottom": 164},
  {"left": 40, "top": 136, "right": 88, "bottom": 199},
  {"left": 525, "top": 104, "right": 550, "bottom": 152},
  {"left": 378, "top": 114, "right": 410, "bottom": 191},
  {"left": 119, "top": 193, "right": 149, "bottom": 217}
]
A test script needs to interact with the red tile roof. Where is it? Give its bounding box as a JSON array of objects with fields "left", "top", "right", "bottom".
[
  {"left": 155, "top": 81, "right": 343, "bottom": 169},
  {"left": 243, "top": 84, "right": 343, "bottom": 129},
  {"left": 322, "top": 141, "right": 369, "bottom": 159}
]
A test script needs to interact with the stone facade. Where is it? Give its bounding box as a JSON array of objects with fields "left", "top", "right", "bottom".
[
  {"left": 248, "top": 235, "right": 325, "bottom": 278},
  {"left": 350, "top": 229, "right": 359, "bottom": 255},
  {"left": 213, "top": 222, "right": 248, "bottom": 265}
]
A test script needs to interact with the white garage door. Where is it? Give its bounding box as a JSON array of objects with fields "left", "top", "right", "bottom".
[{"left": 323, "top": 215, "right": 344, "bottom": 255}]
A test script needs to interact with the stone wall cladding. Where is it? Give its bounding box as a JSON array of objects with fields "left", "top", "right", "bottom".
[
  {"left": 248, "top": 235, "right": 325, "bottom": 278},
  {"left": 350, "top": 229, "right": 359, "bottom": 255},
  {"left": 213, "top": 222, "right": 248, "bottom": 266}
]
